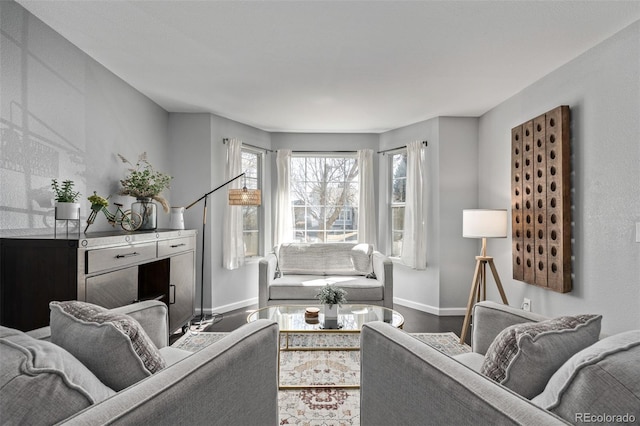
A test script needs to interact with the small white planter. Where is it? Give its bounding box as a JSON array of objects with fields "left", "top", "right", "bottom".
[
  {"left": 55, "top": 202, "right": 81, "bottom": 220},
  {"left": 324, "top": 304, "right": 339, "bottom": 329}
]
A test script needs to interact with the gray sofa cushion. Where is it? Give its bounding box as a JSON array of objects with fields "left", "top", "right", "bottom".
[
  {"left": 278, "top": 243, "right": 372, "bottom": 276},
  {"left": 0, "top": 326, "right": 115, "bottom": 424},
  {"left": 50, "top": 301, "right": 166, "bottom": 391},
  {"left": 532, "top": 330, "right": 640, "bottom": 422},
  {"left": 269, "top": 275, "right": 383, "bottom": 300},
  {"left": 481, "top": 314, "right": 601, "bottom": 399}
]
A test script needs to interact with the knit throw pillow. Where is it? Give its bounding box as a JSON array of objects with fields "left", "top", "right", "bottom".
[
  {"left": 480, "top": 314, "right": 601, "bottom": 399},
  {"left": 50, "top": 301, "right": 166, "bottom": 391}
]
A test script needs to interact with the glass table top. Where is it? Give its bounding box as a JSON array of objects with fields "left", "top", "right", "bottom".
[{"left": 247, "top": 304, "right": 404, "bottom": 331}]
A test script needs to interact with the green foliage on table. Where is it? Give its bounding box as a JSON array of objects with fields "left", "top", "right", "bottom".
[
  {"left": 316, "top": 284, "right": 348, "bottom": 309},
  {"left": 51, "top": 179, "right": 80, "bottom": 203},
  {"left": 118, "top": 152, "right": 172, "bottom": 212},
  {"left": 88, "top": 191, "right": 109, "bottom": 210}
]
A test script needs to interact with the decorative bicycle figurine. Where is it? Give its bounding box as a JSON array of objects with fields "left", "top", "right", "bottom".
[{"left": 85, "top": 192, "right": 142, "bottom": 233}]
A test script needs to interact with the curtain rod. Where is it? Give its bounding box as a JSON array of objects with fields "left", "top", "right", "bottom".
[
  {"left": 292, "top": 150, "right": 357, "bottom": 154},
  {"left": 223, "top": 138, "right": 427, "bottom": 154},
  {"left": 223, "top": 138, "right": 274, "bottom": 153},
  {"left": 377, "top": 140, "right": 428, "bottom": 155}
]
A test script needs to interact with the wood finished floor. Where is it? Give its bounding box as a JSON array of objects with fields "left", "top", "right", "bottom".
[{"left": 171, "top": 304, "right": 470, "bottom": 344}]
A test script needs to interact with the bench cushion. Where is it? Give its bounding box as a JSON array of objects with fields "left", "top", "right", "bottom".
[
  {"left": 278, "top": 243, "right": 372, "bottom": 276},
  {"left": 269, "top": 275, "right": 383, "bottom": 301}
]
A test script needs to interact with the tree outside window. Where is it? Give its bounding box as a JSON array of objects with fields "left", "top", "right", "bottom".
[
  {"left": 241, "top": 149, "right": 261, "bottom": 256},
  {"left": 290, "top": 155, "right": 359, "bottom": 242},
  {"left": 391, "top": 151, "right": 407, "bottom": 257}
]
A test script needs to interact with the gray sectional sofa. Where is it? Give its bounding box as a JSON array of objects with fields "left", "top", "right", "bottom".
[
  {"left": 0, "top": 300, "right": 279, "bottom": 425},
  {"left": 259, "top": 242, "right": 393, "bottom": 308},
  {"left": 361, "top": 301, "right": 640, "bottom": 425}
]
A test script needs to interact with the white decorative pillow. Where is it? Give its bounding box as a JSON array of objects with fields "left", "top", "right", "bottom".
[
  {"left": 532, "top": 330, "right": 640, "bottom": 421},
  {"left": 0, "top": 326, "right": 115, "bottom": 424},
  {"left": 480, "top": 314, "right": 601, "bottom": 399},
  {"left": 351, "top": 243, "right": 373, "bottom": 275},
  {"left": 50, "top": 301, "right": 166, "bottom": 391}
]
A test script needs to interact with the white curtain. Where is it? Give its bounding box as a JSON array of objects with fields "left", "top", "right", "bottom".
[
  {"left": 222, "top": 138, "right": 245, "bottom": 270},
  {"left": 401, "top": 141, "right": 427, "bottom": 269},
  {"left": 357, "top": 149, "right": 377, "bottom": 248},
  {"left": 274, "top": 149, "right": 293, "bottom": 246}
]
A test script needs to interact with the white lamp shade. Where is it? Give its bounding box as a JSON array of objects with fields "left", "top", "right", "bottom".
[{"left": 463, "top": 209, "right": 508, "bottom": 238}]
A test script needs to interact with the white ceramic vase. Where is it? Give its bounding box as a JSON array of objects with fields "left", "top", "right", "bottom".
[
  {"left": 169, "top": 207, "right": 185, "bottom": 230},
  {"left": 55, "top": 202, "right": 80, "bottom": 220}
]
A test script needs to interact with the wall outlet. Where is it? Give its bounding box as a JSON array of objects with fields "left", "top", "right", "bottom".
[{"left": 522, "top": 298, "right": 531, "bottom": 312}]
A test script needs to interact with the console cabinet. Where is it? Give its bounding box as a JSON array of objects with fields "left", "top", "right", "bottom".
[{"left": 0, "top": 229, "right": 196, "bottom": 333}]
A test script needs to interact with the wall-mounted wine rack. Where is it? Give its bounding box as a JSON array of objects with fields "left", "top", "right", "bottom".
[{"left": 511, "top": 105, "right": 571, "bottom": 293}]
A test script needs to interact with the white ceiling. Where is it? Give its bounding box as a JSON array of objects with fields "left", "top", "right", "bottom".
[{"left": 17, "top": 1, "right": 640, "bottom": 133}]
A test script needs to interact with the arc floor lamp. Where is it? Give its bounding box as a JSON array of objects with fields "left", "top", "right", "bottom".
[
  {"left": 185, "top": 173, "right": 261, "bottom": 328},
  {"left": 460, "top": 209, "right": 509, "bottom": 344}
]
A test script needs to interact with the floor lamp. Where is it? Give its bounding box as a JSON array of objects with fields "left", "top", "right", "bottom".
[
  {"left": 460, "top": 209, "right": 509, "bottom": 344},
  {"left": 185, "top": 173, "right": 261, "bottom": 329}
]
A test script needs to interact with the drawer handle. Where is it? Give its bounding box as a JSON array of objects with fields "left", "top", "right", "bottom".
[
  {"left": 115, "top": 252, "right": 140, "bottom": 259},
  {"left": 170, "top": 243, "right": 186, "bottom": 248},
  {"left": 169, "top": 285, "right": 176, "bottom": 305}
]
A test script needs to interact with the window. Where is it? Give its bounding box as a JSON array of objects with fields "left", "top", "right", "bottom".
[
  {"left": 290, "top": 154, "right": 358, "bottom": 243},
  {"left": 241, "top": 148, "right": 262, "bottom": 256},
  {"left": 390, "top": 151, "right": 407, "bottom": 257}
]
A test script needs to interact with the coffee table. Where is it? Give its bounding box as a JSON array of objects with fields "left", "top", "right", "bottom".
[
  {"left": 247, "top": 304, "right": 404, "bottom": 389},
  {"left": 247, "top": 304, "right": 404, "bottom": 334}
]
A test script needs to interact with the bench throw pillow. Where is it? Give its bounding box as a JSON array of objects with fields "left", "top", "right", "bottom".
[
  {"left": 50, "top": 301, "right": 166, "bottom": 391},
  {"left": 480, "top": 314, "right": 601, "bottom": 399},
  {"left": 0, "top": 326, "right": 115, "bottom": 424},
  {"left": 350, "top": 243, "right": 373, "bottom": 275},
  {"left": 531, "top": 330, "right": 640, "bottom": 422}
]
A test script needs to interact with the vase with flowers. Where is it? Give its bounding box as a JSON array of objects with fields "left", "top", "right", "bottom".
[
  {"left": 118, "top": 152, "right": 172, "bottom": 230},
  {"left": 316, "top": 283, "right": 347, "bottom": 329}
]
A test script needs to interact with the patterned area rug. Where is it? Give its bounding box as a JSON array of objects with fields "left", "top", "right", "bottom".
[{"left": 172, "top": 330, "right": 470, "bottom": 425}]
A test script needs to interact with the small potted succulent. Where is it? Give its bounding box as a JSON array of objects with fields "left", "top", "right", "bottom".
[
  {"left": 51, "top": 179, "right": 81, "bottom": 220},
  {"left": 316, "top": 283, "right": 347, "bottom": 329}
]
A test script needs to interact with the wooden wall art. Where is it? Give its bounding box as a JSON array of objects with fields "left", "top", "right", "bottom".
[{"left": 511, "top": 105, "right": 571, "bottom": 293}]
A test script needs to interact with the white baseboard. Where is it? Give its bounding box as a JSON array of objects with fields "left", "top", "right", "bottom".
[{"left": 394, "top": 297, "right": 467, "bottom": 316}]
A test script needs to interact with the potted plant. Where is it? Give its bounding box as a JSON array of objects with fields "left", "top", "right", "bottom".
[
  {"left": 51, "top": 179, "right": 81, "bottom": 220},
  {"left": 118, "top": 152, "right": 172, "bottom": 230},
  {"left": 316, "top": 283, "right": 347, "bottom": 329}
]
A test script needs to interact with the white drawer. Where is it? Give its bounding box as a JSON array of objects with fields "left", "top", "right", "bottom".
[
  {"left": 157, "top": 236, "right": 195, "bottom": 257},
  {"left": 86, "top": 242, "right": 157, "bottom": 274}
]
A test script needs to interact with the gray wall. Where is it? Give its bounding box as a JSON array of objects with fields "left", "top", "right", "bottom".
[
  {"left": 378, "top": 117, "right": 479, "bottom": 314},
  {"left": 1, "top": 1, "right": 170, "bottom": 235},
  {"left": 168, "top": 113, "right": 271, "bottom": 314},
  {"left": 478, "top": 21, "right": 640, "bottom": 335}
]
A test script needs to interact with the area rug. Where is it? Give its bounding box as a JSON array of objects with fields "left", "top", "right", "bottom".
[{"left": 172, "top": 330, "right": 470, "bottom": 425}]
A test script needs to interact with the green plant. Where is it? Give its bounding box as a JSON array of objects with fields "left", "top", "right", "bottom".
[
  {"left": 51, "top": 179, "right": 80, "bottom": 203},
  {"left": 118, "top": 152, "right": 172, "bottom": 212},
  {"left": 88, "top": 191, "right": 109, "bottom": 210},
  {"left": 316, "top": 284, "right": 347, "bottom": 308}
]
